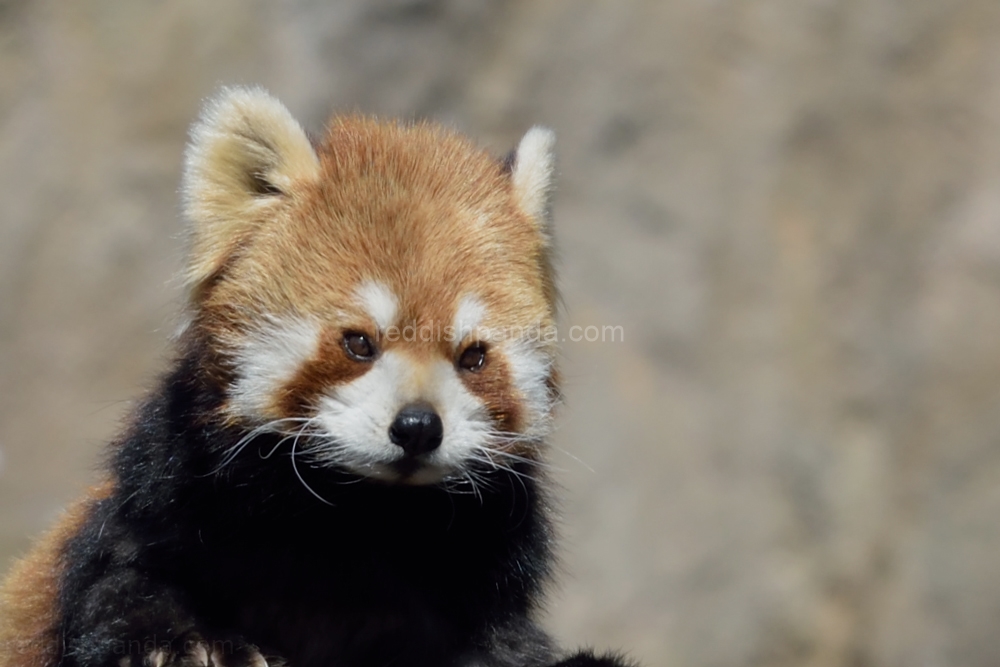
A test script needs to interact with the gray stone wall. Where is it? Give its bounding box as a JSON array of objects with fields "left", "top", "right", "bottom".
[{"left": 2, "top": 2, "right": 1000, "bottom": 665}]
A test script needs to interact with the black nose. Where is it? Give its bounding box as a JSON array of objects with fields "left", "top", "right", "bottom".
[{"left": 389, "top": 402, "right": 443, "bottom": 457}]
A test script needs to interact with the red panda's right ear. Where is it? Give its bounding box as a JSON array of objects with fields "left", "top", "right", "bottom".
[{"left": 181, "top": 86, "right": 320, "bottom": 296}]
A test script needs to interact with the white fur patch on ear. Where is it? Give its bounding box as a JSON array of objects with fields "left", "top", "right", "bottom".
[
  {"left": 183, "top": 86, "right": 320, "bottom": 293},
  {"left": 511, "top": 126, "right": 556, "bottom": 225}
]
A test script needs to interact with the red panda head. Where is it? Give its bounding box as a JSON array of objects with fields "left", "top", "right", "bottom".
[{"left": 180, "top": 87, "right": 558, "bottom": 485}]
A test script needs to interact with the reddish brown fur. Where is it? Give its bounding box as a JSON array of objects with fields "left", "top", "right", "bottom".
[
  {"left": 277, "top": 326, "right": 373, "bottom": 416},
  {"left": 0, "top": 482, "right": 113, "bottom": 667},
  {"left": 197, "top": 117, "right": 557, "bottom": 428},
  {"left": 460, "top": 351, "right": 523, "bottom": 434}
]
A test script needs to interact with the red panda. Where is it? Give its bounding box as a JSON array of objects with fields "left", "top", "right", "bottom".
[{"left": 0, "top": 87, "right": 630, "bottom": 667}]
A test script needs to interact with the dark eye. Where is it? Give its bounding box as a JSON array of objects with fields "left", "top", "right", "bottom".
[
  {"left": 343, "top": 332, "right": 377, "bottom": 361},
  {"left": 458, "top": 343, "right": 487, "bottom": 372}
]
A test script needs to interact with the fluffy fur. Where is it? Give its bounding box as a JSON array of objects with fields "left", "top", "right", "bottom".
[{"left": 0, "top": 87, "right": 631, "bottom": 667}]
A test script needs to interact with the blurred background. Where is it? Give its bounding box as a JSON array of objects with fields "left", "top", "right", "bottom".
[{"left": 2, "top": 1, "right": 1000, "bottom": 666}]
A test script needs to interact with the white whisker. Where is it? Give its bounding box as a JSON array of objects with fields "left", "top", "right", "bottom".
[
  {"left": 208, "top": 417, "right": 315, "bottom": 475},
  {"left": 548, "top": 444, "right": 594, "bottom": 474},
  {"left": 290, "top": 422, "right": 335, "bottom": 506}
]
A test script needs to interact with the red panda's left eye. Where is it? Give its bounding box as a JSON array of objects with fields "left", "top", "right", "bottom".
[
  {"left": 458, "top": 343, "right": 487, "bottom": 372},
  {"left": 343, "top": 332, "right": 377, "bottom": 361}
]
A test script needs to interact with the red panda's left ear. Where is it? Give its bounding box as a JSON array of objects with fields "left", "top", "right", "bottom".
[
  {"left": 182, "top": 86, "right": 320, "bottom": 297},
  {"left": 509, "top": 127, "right": 556, "bottom": 241}
]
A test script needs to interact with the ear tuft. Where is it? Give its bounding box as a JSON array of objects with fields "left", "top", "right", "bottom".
[
  {"left": 510, "top": 126, "right": 556, "bottom": 226},
  {"left": 182, "top": 86, "right": 319, "bottom": 294}
]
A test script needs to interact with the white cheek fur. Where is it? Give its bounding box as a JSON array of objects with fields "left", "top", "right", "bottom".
[
  {"left": 501, "top": 337, "right": 556, "bottom": 440},
  {"left": 227, "top": 316, "right": 322, "bottom": 419}
]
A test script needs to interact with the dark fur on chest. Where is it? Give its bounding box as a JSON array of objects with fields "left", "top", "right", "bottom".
[{"left": 55, "top": 350, "right": 555, "bottom": 667}]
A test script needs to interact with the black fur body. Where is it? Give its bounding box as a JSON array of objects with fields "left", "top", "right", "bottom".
[{"left": 53, "top": 345, "right": 624, "bottom": 667}]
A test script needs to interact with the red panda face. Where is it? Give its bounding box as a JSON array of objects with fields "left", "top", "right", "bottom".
[{"left": 181, "top": 88, "right": 558, "bottom": 484}]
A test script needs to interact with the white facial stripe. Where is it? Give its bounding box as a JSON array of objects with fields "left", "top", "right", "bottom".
[
  {"left": 313, "top": 351, "right": 492, "bottom": 483},
  {"left": 228, "top": 316, "right": 322, "bottom": 418},
  {"left": 453, "top": 294, "right": 486, "bottom": 344},
  {"left": 354, "top": 280, "right": 398, "bottom": 331},
  {"left": 502, "top": 338, "right": 555, "bottom": 439}
]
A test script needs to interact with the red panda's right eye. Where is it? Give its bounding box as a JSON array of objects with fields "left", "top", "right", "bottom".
[{"left": 343, "top": 332, "right": 377, "bottom": 361}]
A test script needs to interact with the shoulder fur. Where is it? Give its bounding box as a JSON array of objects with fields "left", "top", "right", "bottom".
[{"left": 0, "top": 482, "right": 113, "bottom": 667}]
